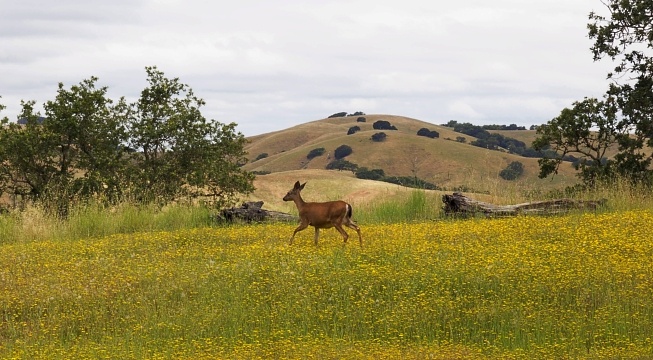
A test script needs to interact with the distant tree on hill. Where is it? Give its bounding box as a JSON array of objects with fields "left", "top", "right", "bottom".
[
  {"left": 417, "top": 128, "right": 439, "bottom": 138},
  {"left": 326, "top": 159, "right": 358, "bottom": 172},
  {"left": 373, "top": 120, "right": 397, "bottom": 130},
  {"left": 306, "top": 147, "right": 326, "bottom": 160},
  {"left": 334, "top": 144, "right": 353, "bottom": 159},
  {"left": 499, "top": 161, "right": 525, "bottom": 180},
  {"left": 355, "top": 167, "right": 385, "bottom": 181},
  {"left": 255, "top": 153, "right": 268, "bottom": 161},
  {"left": 371, "top": 132, "right": 387, "bottom": 142},
  {"left": 328, "top": 112, "right": 348, "bottom": 118},
  {"left": 347, "top": 126, "right": 361, "bottom": 135},
  {"left": 356, "top": 117, "right": 366, "bottom": 122}
]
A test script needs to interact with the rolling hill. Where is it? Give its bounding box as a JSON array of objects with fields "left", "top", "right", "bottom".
[{"left": 242, "top": 114, "right": 581, "bottom": 199}]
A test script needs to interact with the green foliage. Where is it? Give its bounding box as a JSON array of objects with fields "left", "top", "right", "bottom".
[
  {"left": 0, "top": 67, "right": 254, "bottom": 214},
  {"left": 333, "top": 144, "right": 353, "bottom": 159},
  {"left": 533, "top": 98, "right": 617, "bottom": 185},
  {"left": 416, "top": 128, "right": 439, "bottom": 138},
  {"left": 372, "top": 120, "right": 397, "bottom": 130},
  {"left": 355, "top": 167, "right": 385, "bottom": 180},
  {"left": 328, "top": 111, "right": 347, "bottom": 118},
  {"left": 370, "top": 132, "right": 387, "bottom": 142},
  {"left": 499, "top": 161, "right": 525, "bottom": 181},
  {"left": 356, "top": 117, "right": 366, "bottom": 122},
  {"left": 255, "top": 153, "right": 268, "bottom": 161},
  {"left": 306, "top": 147, "right": 325, "bottom": 160},
  {"left": 325, "top": 159, "right": 358, "bottom": 172},
  {"left": 347, "top": 126, "right": 360, "bottom": 135},
  {"left": 535, "top": 0, "right": 653, "bottom": 187},
  {"left": 383, "top": 176, "right": 439, "bottom": 190}
]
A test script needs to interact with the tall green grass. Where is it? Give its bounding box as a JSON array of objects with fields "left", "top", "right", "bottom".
[
  {"left": 360, "top": 189, "right": 441, "bottom": 223},
  {"left": 1, "top": 178, "right": 652, "bottom": 244},
  {"left": 0, "top": 202, "right": 214, "bottom": 244}
]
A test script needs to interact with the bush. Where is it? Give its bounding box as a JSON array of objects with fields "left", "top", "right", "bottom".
[
  {"left": 326, "top": 159, "right": 358, "bottom": 172},
  {"left": 355, "top": 167, "right": 385, "bottom": 180},
  {"left": 255, "top": 153, "right": 268, "bottom": 161},
  {"left": 328, "top": 112, "right": 347, "bottom": 118},
  {"left": 356, "top": 117, "right": 366, "bottom": 122},
  {"left": 306, "top": 147, "right": 326, "bottom": 160},
  {"left": 383, "top": 176, "right": 440, "bottom": 190},
  {"left": 417, "top": 128, "right": 439, "bottom": 139},
  {"left": 334, "top": 144, "right": 353, "bottom": 159},
  {"left": 252, "top": 170, "right": 271, "bottom": 175},
  {"left": 499, "top": 161, "right": 525, "bottom": 180},
  {"left": 347, "top": 126, "right": 361, "bottom": 135},
  {"left": 373, "top": 120, "right": 397, "bottom": 130},
  {"left": 371, "top": 132, "right": 387, "bottom": 142}
]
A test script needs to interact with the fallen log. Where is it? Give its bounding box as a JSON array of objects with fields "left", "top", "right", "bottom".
[
  {"left": 442, "top": 192, "right": 607, "bottom": 217},
  {"left": 218, "top": 201, "right": 298, "bottom": 223}
]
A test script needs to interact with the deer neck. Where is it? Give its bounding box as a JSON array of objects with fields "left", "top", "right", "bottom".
[{"left": 292, "top": 194, "right": 306, "bottom": 209}]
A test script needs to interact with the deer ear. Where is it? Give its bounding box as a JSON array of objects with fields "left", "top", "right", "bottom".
[
  {"left": 293, "top": 181, "right": 301, "bottom": 189},
  {"left": 299, "top": 182, "right": 306, "bottom": 190}
]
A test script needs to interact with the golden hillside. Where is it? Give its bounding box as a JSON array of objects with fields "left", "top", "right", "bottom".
[{"left": 243, "top": 114, "right": 580, "bottom": 196}]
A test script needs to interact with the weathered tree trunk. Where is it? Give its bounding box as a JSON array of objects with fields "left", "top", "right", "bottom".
[
  {"left": 218, "top": 201, "right": 298, "bottom": 223},
  {"left": 442, "top": 192, "right": 607, "bottom": 217}
]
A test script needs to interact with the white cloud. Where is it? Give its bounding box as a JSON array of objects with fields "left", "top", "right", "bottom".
[{"left": 0, "top": 0, "right": 614, "bottom": 135}]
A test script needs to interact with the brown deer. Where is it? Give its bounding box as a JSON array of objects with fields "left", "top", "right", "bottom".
[{"left": 283, "top": 181, "right": 362, "bottom": 246}]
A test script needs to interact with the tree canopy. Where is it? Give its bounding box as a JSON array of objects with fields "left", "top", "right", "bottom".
[
  {"left": 0, "top": 67, "right": 254, "bottom": 215},
  {"left": 534, "top": 0, "right": 653, "bottom": 186}
]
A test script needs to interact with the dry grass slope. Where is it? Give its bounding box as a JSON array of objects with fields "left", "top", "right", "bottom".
[{"left": 244, "top": 114, "right": 580, "bottom": 195}]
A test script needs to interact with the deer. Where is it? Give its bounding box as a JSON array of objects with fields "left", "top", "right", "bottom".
[{"left": 282, "top": 181, "right": 362, "bottom": 247}]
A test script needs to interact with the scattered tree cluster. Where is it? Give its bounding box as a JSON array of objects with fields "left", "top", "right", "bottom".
[
  {"left": 443, "top": 120, "right": 552, "bottom": 158},
  {"left": 351, "top": 166, "right": 439, "bottom": 189},
  {"left": 443, "top": 120, "right": 527, "bottom": 131},
  {"left": 0, "top": 66, "right": 254, "bottom": 215},
  {"left": 327, "top": 111, "right": 366, "bottom": 118},
  {"left": 255, "top": 153, "right": 268, "bottom": 161},
  {"left": 416, "top": 128, "right": 439, "bottom": 139},
  {"left": 333, "top": 144, "right": 353, "bottom": 159},
  {"left": 372, "top": 120, "right": 397, "bottom": 130},
  {"left": 347, "top": 126, "right": 360, "bottom": 135},
  {"left": 326, "top": 159, "right": 358, "bottom": 172},
  {"left": 328, "top": 112, "right": 348, "bottom": 118},
  {"left": 370, "top": 132, "right": 387, "bottom": 142},
  {"left": 306, "top": 147, "right": 326, "bottom": 160}
]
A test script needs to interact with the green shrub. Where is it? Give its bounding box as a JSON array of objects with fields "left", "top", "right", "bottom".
[
  {"left": 307, "top": 147, "right": 326, "bottom": 160},
  {"left": 355, "top": 167, "right": 385, "bottom": 180},
  {"left": 371, "top": 132, "right": 387, "bottom": 142},
  {"left": 326, "top": 159, "right": 358, "bottom": 172},
  {"left": 334, "top": 145, "right": 353, "bottom": 159},
  {"left": 347, "top": 126, "right": 361, "bottom": 135},
  {"left": 499, "top": 161, "right": 525, "bottom": 180}
]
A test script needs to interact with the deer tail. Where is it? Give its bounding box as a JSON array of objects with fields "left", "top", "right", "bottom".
[{"left": 346, "top": 203, "right": 353, "bottom": 219}]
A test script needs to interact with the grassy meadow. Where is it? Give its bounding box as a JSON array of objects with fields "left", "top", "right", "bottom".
[{"left": 1, "top": 182, "right": 653, "bottom": 359}]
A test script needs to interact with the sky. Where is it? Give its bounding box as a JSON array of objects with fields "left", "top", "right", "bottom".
[{"left": 0, "top": 0, "right": 615, "bottom": 137}]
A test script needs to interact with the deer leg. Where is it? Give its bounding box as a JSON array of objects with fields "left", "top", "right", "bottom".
[
  {"left": 314, "top": 227, "right": 320, "bottom": 246},
  {"left": 344, "top": 219, "right": 363, "bottom": 247},
  {"left": 334, "top": 223, "right": 349, "bottom": 244},
  {"left": 290, "top": 222, "right": 309, "bottom": 245}
]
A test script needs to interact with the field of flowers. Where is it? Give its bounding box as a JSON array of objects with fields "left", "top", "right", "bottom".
[{"left": 1, "top": 210, "right": 653, "bottom": 359}]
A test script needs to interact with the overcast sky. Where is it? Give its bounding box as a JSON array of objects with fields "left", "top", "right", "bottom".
[{"left": 1, "top": 1, "right": 614, "bottom": 136}]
